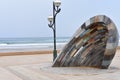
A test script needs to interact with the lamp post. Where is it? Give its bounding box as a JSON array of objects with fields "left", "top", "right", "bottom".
[{"left": 48, "top": 0, "right": 61, "bottom": 61}]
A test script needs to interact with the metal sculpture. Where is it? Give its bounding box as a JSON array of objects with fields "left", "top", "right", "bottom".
[{"left": 53, "top": 15, "right": 119, "bottom": 69}]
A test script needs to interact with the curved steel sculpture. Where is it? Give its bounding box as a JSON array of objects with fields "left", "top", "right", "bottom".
[{"left": 53, "top": 15, "right": 119, "bottom": 69}]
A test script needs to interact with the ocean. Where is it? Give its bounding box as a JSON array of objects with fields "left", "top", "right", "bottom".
[
  {"left": 0, "top": 37, "right": 119, "bottom": 52},
  {"left": 0, "top": 37, "right": 70, "bottom": 52}
]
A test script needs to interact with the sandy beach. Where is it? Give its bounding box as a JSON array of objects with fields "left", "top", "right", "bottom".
[
  {"left": 0, "top": 48, "right": 120, "bottom": 80},
  {"left": 0, "top": 50, "right": 61, "bottom": 56}
]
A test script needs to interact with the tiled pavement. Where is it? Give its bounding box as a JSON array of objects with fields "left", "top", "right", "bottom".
[{"left": 0, "top": 50, "right": 120, "bottom": 80}]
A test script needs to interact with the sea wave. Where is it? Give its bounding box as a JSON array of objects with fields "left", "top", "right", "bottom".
[
  {"left": 0, "top": 43, "right": 8, "bottom": 46},
  {"left": 0, "top": 42, "right": 66, "bottom": 52},
  {"left": 0, "top": 39, "right": 119, "bottom": 52},
  {"left": 0, "top": 43, "right": 66, "bottom": 47}
]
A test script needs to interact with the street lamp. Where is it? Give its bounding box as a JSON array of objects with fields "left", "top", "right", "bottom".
[{"left": 48, "top": 0, "right": 61, "bottom": 61}]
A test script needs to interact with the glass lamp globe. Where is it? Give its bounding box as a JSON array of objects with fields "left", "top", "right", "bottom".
[
  {"left": 48, "top": 16, "right": 53, "bottom": 22},
  {"left": 54, "top": 0, "right": 61, "bottom": 7}
]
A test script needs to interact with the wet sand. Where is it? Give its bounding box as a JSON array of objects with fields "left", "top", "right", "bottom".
[
  {"left": 0, "top": 49, "right": 119, "bottom": 80},
  {"left": 0, "top": 50, "right": 60, "bottom": 56}
]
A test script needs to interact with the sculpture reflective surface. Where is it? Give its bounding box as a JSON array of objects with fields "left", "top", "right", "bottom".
[{"left": 53, "top": 15, "right": 119, "bottom": 69}]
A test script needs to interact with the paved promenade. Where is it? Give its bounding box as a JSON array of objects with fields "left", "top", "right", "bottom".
[{"left": 0, "top": 49, "right": 120, "bottom": 80}]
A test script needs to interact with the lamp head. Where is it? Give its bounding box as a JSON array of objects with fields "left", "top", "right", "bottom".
[
  {"left": 48, "top": 15, "right": 53, "bottom": 22},
  {"left": 54, "top": 0, "right": 61, "bottom": 7}
]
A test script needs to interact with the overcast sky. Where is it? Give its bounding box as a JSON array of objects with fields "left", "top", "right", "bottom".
[{"left": 0, "top": 0, "right": 120, "bottom": 38}]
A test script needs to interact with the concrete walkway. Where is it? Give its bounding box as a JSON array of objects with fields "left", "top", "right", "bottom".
[{"left": 0, "top": 50, "right": 120, "bottom": 80}]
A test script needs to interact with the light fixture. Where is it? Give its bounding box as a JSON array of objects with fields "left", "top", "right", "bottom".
[
  {"left": 48, "top": 15, "right": 53, "bottom": 22},
  {"left": 48, "top": 0, "right": 61, "bottom": 61},
  {"left": 53, "top": 0, "right": 61, "bottom": 7}
]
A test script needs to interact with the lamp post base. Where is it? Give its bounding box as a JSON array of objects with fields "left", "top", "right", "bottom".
[{"left": 53, "top": 50, "right": 57, "bottom": 61}]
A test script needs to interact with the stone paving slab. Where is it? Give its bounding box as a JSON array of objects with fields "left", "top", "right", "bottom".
[{"left": 0, "top": 67, "right": 22, "bottom": 80}]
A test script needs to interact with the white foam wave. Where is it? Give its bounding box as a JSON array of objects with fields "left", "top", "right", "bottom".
[
  {"left": 0, "top": 43, "right": 8, "bottom": 46},
  {"left": 0, "top": 43, "right": 66, "bottom": 47}
]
